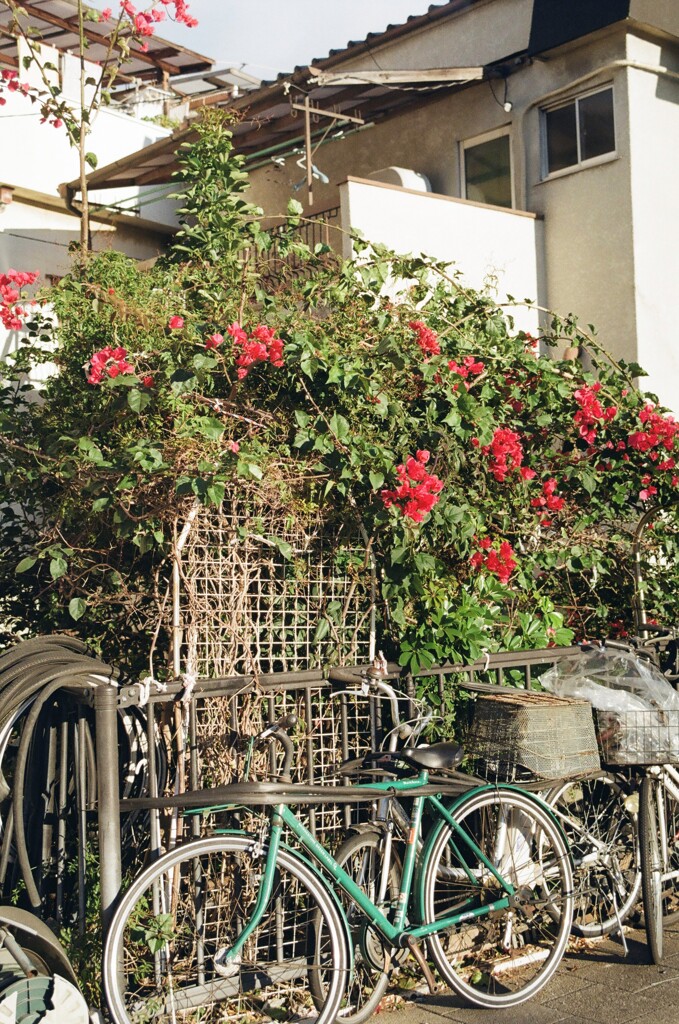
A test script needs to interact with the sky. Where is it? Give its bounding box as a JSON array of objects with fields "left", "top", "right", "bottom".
[{"left": 90, "top": 1, "right": 443, "bottom": 79}]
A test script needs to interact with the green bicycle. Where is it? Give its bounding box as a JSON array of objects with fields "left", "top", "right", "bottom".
[{"left": 104, "top": 714, "right": 574, "bottom": 1023}]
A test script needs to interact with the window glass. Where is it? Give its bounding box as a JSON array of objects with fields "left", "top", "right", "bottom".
[
  {"left": 544, "top": 87, "right": 615, "bottom": 175},
  {"left": 545, "top": 104, "right": 578, "bottom": 173},
  {"left": 464, "top": 135, "right": 512, "bottom": 208},
  {"left": 579, "top": 88, "right": 615, "bottom": 162}
]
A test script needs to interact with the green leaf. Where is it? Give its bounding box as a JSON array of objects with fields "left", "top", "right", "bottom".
[
  {"left": 16, "top": 556, "right": 37, "bottom": 573},
  {"left": 85, "top": 152, "right": 98, "bottom": 169},
  {"left": 50, "top": 556, "right": 67, "bottom": 580},
  {"left": 369, "top": 471, "right": 384, "bottom": 490},
  {"left": 246, "top": 463, "right": 263, "bottom": 480},
  {"left": 68, "top": 598, "right": 86, "bottom": 621},
  {"left": 271, "top": 536, "right": 293, "bottom": 560},
  {"left": 207, "top": 481, "right": 225, "bottom": 506},
  {"left": 128, "top": 389, "right": 151, "bottom": 413}
]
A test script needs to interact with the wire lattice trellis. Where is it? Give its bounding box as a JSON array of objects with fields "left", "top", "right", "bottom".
[{"left": 176, "top": 493, "right": 376, "bottom": 679}]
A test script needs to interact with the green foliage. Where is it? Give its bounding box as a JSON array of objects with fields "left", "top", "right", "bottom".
[{"left": 1, "top": 112, "right": 678, "bottom": 681}]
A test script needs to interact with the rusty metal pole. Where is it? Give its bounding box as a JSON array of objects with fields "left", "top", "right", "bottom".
[
  {"left": 95, "top": 684, "right": 122, "bottom": 932},
  {"left": 304, "top": 95, "right": 313, "bottom": 208}
]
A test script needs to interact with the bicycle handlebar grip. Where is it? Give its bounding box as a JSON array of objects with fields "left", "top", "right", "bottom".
[{"left": 277, "top": 712, "right": 298, "bottom": 731}]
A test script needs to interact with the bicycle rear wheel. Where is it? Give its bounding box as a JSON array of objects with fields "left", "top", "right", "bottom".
[
  {"left": 103, "top": 834, "right": 348, "bottom": 1024},
  {"left": 309, "top": 828, "right": 403, "bottom": 1024},
  {"left": 640, "top": 775, "right": 664, "bottom": 963},
  {"left": 544, "top": 773, "right": 640, "bottom": 936},
  {"left": 420, "top": 788, "right": 573, "bottom": 1009}
]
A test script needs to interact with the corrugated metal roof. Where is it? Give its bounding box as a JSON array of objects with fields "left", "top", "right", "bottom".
[{"left": 0, "top": 0, "right": 213, "bottom": 80}]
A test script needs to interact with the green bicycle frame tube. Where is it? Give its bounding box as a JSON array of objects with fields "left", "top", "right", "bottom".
[{"left": 217, "top": 774, "right": 526, "bottom": 958}]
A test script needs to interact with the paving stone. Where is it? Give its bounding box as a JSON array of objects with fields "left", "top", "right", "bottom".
[
  {"left": 541, "top": 981, "right": 668, "bottom": 1024},
  {"left": 394, "top": 993, "right": 575, "bottom": 1024}
]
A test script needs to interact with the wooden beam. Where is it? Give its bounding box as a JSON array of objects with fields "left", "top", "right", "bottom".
[{"left": 15, "top": 2, "right": 177, "bottom": 77}]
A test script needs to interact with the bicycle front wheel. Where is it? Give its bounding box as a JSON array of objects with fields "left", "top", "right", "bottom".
[
  {"left": 640, "top": 775, "right": 664, "bottom": 963},
  {"left": 420, "top": 788, "right": 573, "bottom": 1009},
  {"left": 544, "top": 773, "right": 640, "bottom": 937},
  {"left": 103, "top": 834, "right": 349, "bottom": 1024}
]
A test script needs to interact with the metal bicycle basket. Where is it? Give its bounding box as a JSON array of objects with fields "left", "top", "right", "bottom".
[
  {"left": 594, "top": 707, "right": 679, "bottom": 765},
  {"left": 466, "top": 690, "right": 601, "bottom": 782}
]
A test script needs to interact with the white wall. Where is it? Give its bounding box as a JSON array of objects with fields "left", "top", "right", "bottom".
[
  {"left": 626, "top": 33, "right": 679, "bottom": 407},
  {"left": 340, "top": 177, "right": 541, "bottom": 334}
]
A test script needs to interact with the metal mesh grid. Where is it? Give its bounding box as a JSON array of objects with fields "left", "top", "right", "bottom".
[
  {"left": 190, "top": 687, "right": 378, "bottom": 842},
  {"left": 595, "top": 708, "right": 679, "bottom": 765},
  {"left": 178, "top": 497, "right": 375, "bottom": 679}
]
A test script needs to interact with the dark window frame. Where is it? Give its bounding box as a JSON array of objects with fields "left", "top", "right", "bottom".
[
  {"left": 542, "top": 85, "right": 616, "bottom": 178},
  {"left": 461, "top": 128, "right": 514, "bottom": 210}
]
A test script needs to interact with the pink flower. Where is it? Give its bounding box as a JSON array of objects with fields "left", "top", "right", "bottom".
[
  {"left": 229, "top": 322, "right": 285, "bottom": 378},
  {"left": 101, "top": 7, "right": 112, "bottom": 18},
  {"left": 520, "top": 467, "right": 536, "bottom": 480},
  {"left": 205, "top": 333, "right": 224, "bottom": 350},
  {"left": 380, "top": 453, "right": 443, "bottom": 524},
  {"left": 168, "top": 315, "right": 184, "bottom": 330},
  {"left": 85, "top": 345, "right": 134, "bottom": 385},
  {"left": 229, "top": 440, "right": 240, "bottom": 453},
  {"left": 409, "top": 320, "right": 441, "bottom": 358}
]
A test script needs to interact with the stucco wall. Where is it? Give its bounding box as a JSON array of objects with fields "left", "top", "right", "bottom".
[
  {"left": 340, "top": 177, "right": 541, "bottom": 334},
  {"left": 626, "top": 33, "right": 679, "bottom": 405}
]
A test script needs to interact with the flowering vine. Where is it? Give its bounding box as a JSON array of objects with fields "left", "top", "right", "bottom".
[
  {"left": 470, "top": 538, "right": 517, "bottom": 584},
  {"left": 381, "top": 451, "right": 443, "bottom": 523},
  {"left": 228, "top": 322, "right": 285, "bottom": 379}
]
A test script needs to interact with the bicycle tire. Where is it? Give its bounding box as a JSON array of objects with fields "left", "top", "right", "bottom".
[
  {"left": 103, "top": 833, "right": 349, "bottom": 1024},
  {"left": 420, "top": 788, "right": 573, "bottom": 1009},
  {"left": 309, "top": 828, "right": 403, "bottom": 1024},
  {"left": 544, "top": 773, "right": 640, "bottom": 937},
  {"left": 640, "top": 775, "right": 664, "bottom": 963}
]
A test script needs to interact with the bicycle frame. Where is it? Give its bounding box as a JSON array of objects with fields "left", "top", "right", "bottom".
[
  {"left": 648, "top": 764, "right": 679, "bottom": 893},
  {"left": 215, "top": 774, "right": 543, "bottom": 967}
]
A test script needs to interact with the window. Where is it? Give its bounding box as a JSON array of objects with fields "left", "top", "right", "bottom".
[
  {"left": 544, "top": 86, "right": 615, "bottom": 176},
  {"left": 462, "top": 131, "right": 513, "bottom": 209}
]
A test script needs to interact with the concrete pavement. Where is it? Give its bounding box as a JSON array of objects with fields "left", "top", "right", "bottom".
[{"left": 383, "top": 922, "right": 679, "bottom": 1024}]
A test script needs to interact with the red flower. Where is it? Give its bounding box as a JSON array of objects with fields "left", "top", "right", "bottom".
[
  {"left": 205, "top": 333, "right": 224, "bottom": 350},
  {"left": 85, "top": 346, "right": 134, "bottom": 384},
  {"left": 229, "top": 322, "right": 285, "bottom": 379},
  {"left": 141, "top": 375, "right": 154, "bottom": 388},
  {"left": 409, "top": 320, "right": 441, "bottom": 358},
  {"left": 168, "top": 315, "right": 184, "bottom": 330},
  {"left": 481, "top": 427, "right": 525, "bottom": 482},
  {"left": 469, "top": 538, "right": 517, "bottom": 584},
  {"left": 380, "top": 453, "right": 444, "bottom": 524}
]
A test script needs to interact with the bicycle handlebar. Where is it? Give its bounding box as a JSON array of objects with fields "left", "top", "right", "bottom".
[{"left": 258, "top": 713, "right": 298, "bottom": 782}]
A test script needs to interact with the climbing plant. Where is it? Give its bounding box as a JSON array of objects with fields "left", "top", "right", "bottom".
[{"left": 1, "top": 109, "right": 678, "bottom": 678}]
